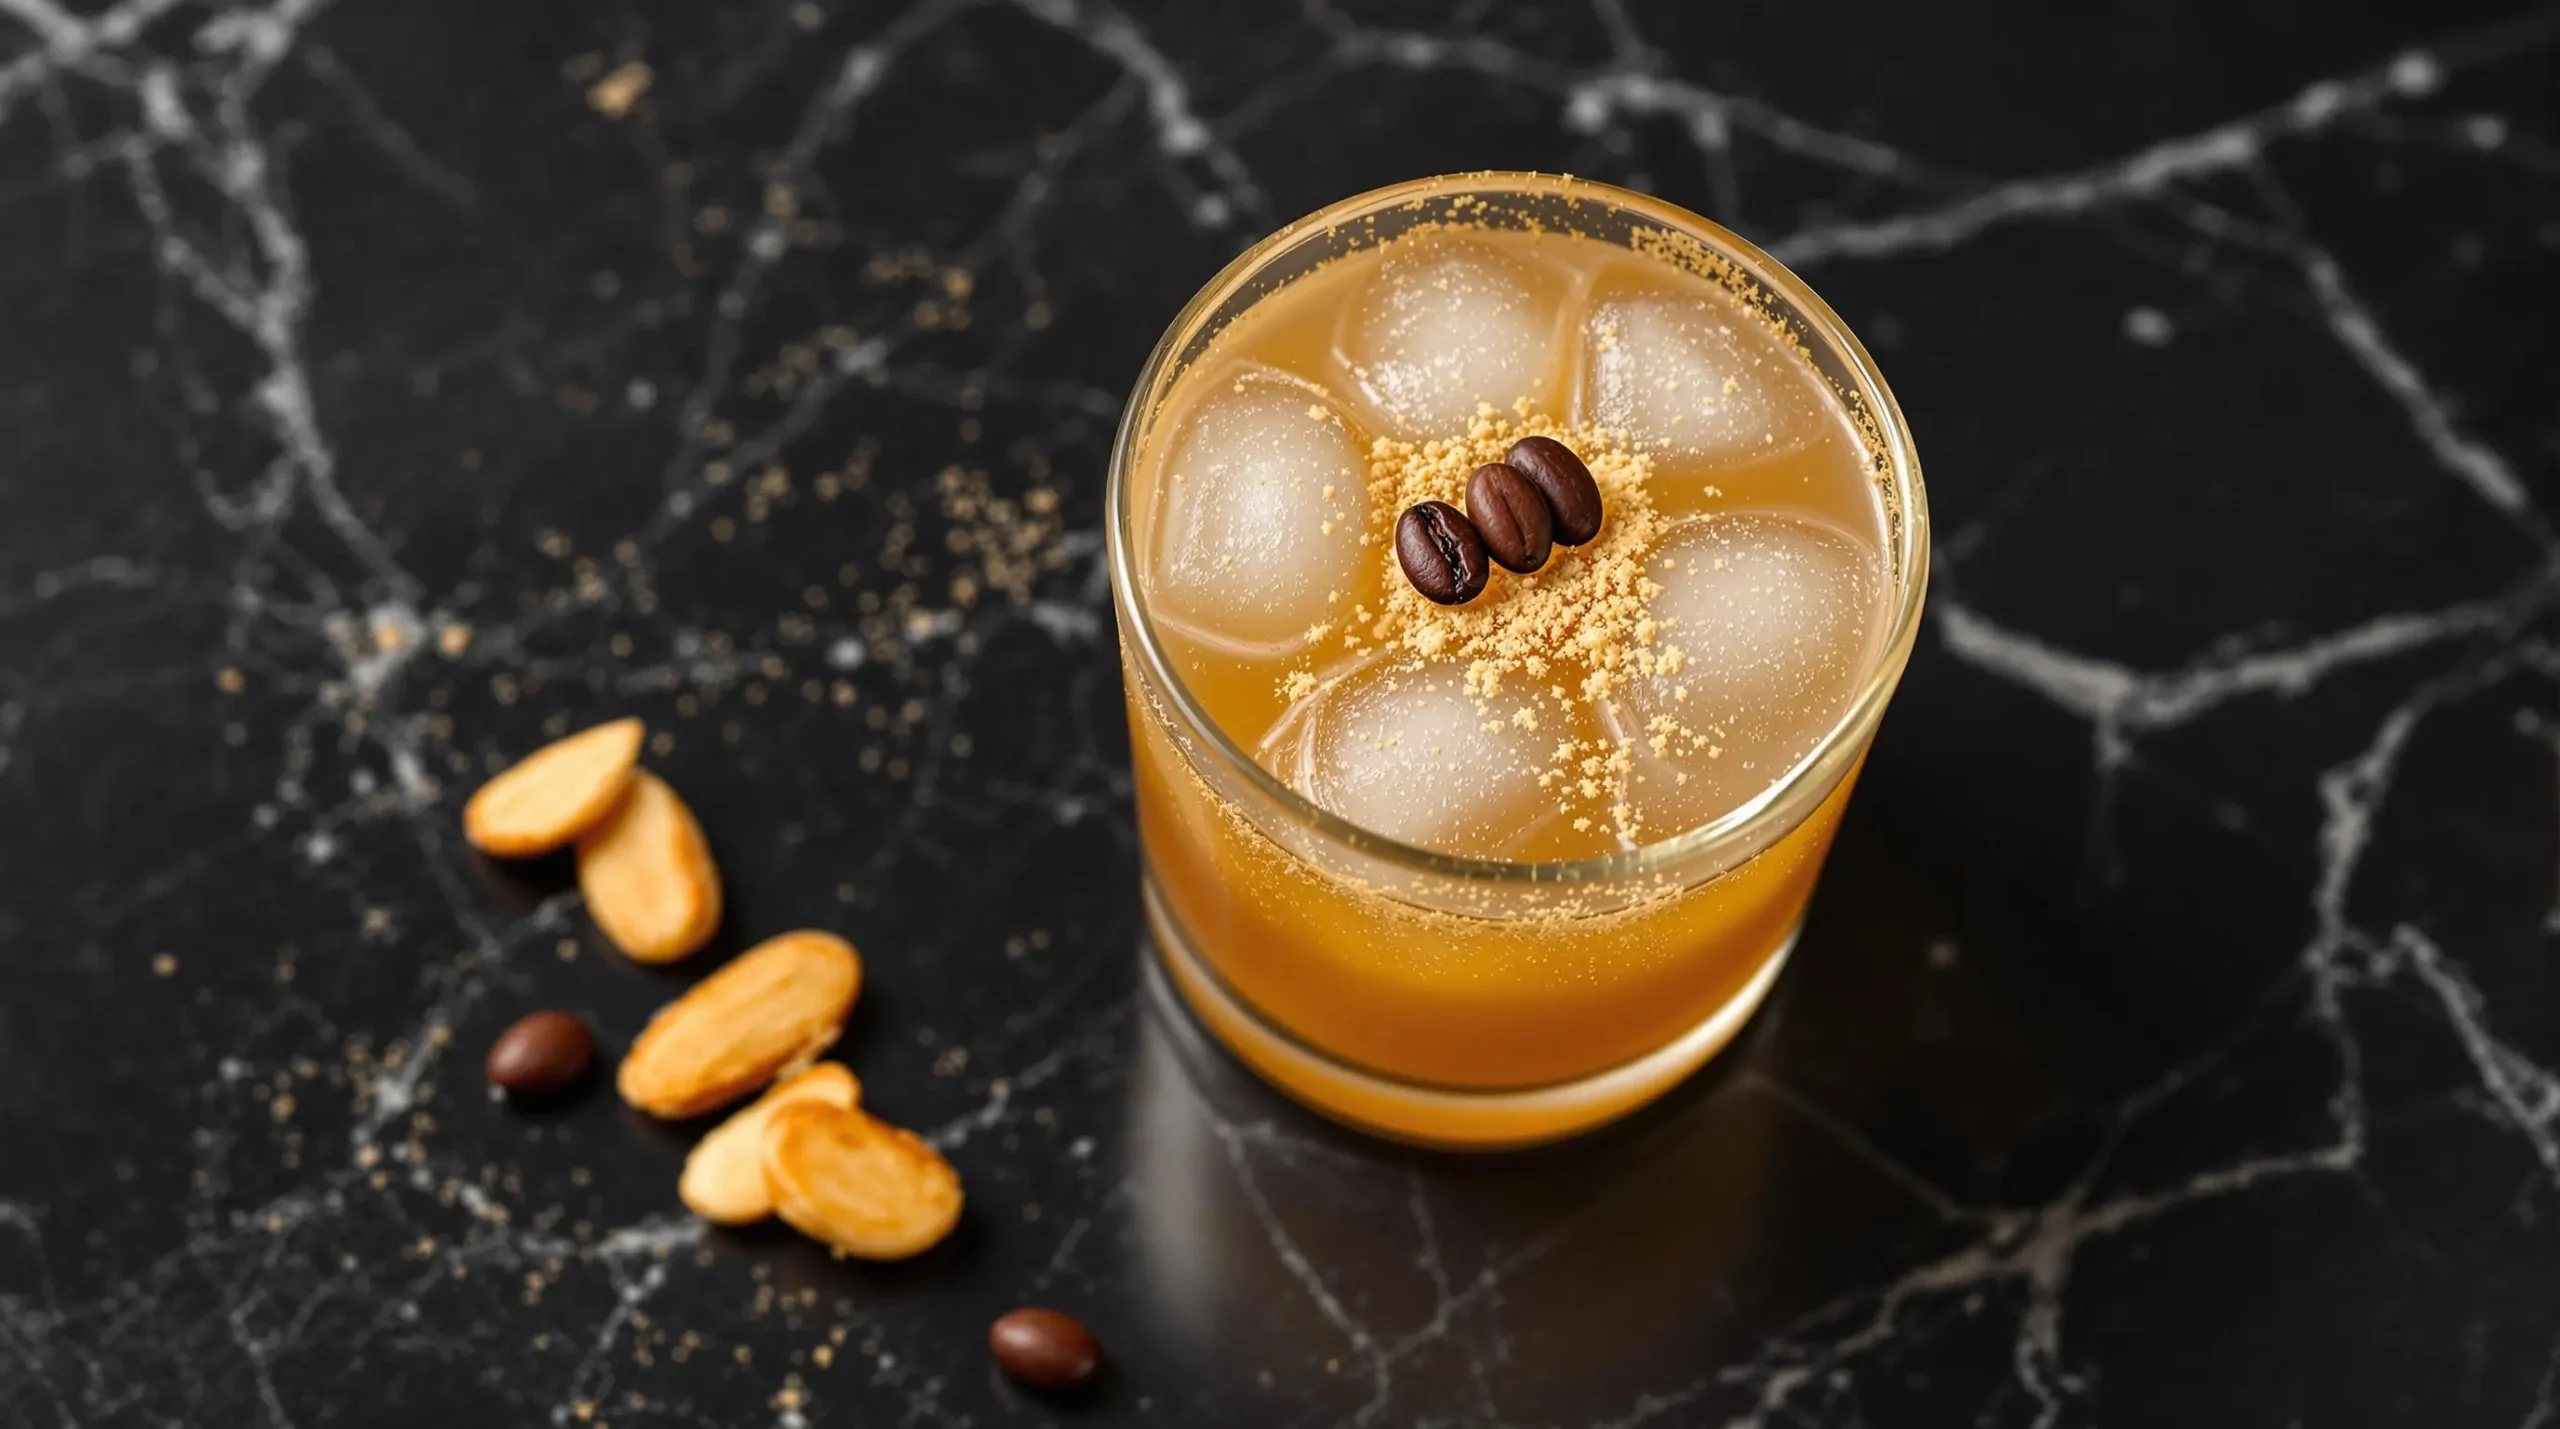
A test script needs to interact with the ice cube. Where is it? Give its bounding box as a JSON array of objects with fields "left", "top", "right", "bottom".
[
  {"left": 1265, "top": 657, "right": 1567, "bottom": 860},
  {"left": 1340, "top": 237, "right": 1565, "bottom": 438},
  {"left": 1611, "top": 514, "right": 1883, "bottom": 839},
  {"left": 1581, "top": 278, "right": 1830, "bottom": 467},
  {"left": 1148, "top": 370, "right": 1368, "bottom": 657}
]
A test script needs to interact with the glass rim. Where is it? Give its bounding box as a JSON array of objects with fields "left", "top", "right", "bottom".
[{"left": 1106, "top": 171, "right": 1930, "bottom": 887}]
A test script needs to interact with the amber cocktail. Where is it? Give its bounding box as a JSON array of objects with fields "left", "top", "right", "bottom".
[{"left": 1109, "top": 173, "right": 1927, "bottom": 1147}]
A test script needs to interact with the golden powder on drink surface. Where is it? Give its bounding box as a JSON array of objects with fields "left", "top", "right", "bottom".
[
  {"left": 1276, "top": 404, "right": 1711, "bottom": 841},
  {"left": 1358, "top": 406, "right": 1670, "bottom": 700}
]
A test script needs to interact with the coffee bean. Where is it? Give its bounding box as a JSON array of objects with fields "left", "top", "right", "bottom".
[
  {"left": 1505, "top": 435, "right": 1604, "bottom": 545},
  {"left": 486, "top": 1010, "right": 594, "bottom": 1098},
  {"left": 1465, "top": 462, "right": 1553, "bottom": 574},
  {"left": 1395, "top": 501, "right": 1490, "bottom": 605},
  {"left": 989, "top": 1306, "right": 1101, "bottom": 1391}
]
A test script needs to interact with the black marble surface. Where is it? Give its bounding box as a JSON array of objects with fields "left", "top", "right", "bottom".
[{"left": 3, "top": 1, "right": 2557, "bottom": 1424}]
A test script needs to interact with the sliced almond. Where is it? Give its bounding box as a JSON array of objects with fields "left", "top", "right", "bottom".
[
  {"left": 576, "top": 770, "right": 722, "bottom": 963},
  {"left": 617, "top": 930, "right": 861, "bottom": 1118},
  {"left": 463, "top": 718, "right": 644, "bottom": 856},
  {"left": 679, "top": 1062, "right": 861, "bottom": 1224},
  {"left": 761, "top": 1102, "right": 963, "bottom": 1259}
]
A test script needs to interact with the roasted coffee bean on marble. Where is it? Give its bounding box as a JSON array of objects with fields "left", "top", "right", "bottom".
[
  {"left": 1395, "top": 501, "right": 1490, "bottom": 605},
  {"left": 486, "top": 1010, "right": 595, "bottom": 1098},
  {"left": 1505, "top": 435, "right": 1604, "bottom": 544},
  {"left": 989, "top": 1307, "right": 1102, "bottom": 1391},
  {"left": 1465, "top": 462, "right": 1554, "bottom": 573}
]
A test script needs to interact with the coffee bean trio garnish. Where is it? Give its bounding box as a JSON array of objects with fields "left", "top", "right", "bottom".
[{"left": 1394, "top": 436, "right": 1604, "bottom": 605}]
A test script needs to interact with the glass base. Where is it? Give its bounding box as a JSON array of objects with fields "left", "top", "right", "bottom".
[{"left": 1143, "top": 875, "right": 1797, "bottom": 1150}]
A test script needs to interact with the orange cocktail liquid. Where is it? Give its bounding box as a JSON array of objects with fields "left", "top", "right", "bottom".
[{"left": 1119, "top": 200, "right": 1900, "bottom": 1147}]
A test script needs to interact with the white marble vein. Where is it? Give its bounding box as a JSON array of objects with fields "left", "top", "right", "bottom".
[{"left": 1765, "top": 20, "right": 2555, "bottom": 266}]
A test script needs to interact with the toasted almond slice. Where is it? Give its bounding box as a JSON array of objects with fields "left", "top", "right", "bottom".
[
  {"left": 576, "top": 771, "right": 722, "bottom": 963},
  {"left": 679, "top": 1062, "right": 861, "bottom": 1224},
  {"left": 762, "top": 1102, "right": 963, "bottom": 1259},
  {"left": 617, "top": 930, "right": 861, "bottom": 1118},
  {"left": 463, "top": 718, "right": 645, "bottom": 856}
]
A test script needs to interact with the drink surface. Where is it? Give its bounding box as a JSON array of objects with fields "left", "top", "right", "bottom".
[{"left": 1132, "top": 224, "right": 1890, "bottom": 862}]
